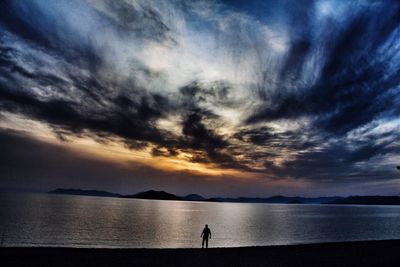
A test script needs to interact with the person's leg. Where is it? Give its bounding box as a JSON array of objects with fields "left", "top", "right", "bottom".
[
  {"left": 206, "top": 237, "right": 208, "bottom": 248},
  {"left": 202, "top": 238, "right": 205, "bottom": 248}
]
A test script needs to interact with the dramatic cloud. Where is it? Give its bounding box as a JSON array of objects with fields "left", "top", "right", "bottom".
[{"left": 0, "top": 0, "right": 399, "bottom": 195}]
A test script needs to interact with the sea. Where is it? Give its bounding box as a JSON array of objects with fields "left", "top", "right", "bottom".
[{"left": 1, "top": 192, "right": 400, "bottom": 248}]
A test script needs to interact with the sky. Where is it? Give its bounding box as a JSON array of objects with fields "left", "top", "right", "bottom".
[{"left": 0, "top": 0, "right": 399, "bottom": 197}]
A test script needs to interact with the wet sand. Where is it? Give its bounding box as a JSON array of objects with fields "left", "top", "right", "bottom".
[{"left": 1, "top": 240, "right": 399, "bottom": 267}]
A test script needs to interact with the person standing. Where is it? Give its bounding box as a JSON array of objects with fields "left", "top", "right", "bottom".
[{"left": 201, "top": 224, "right": 211, "bottom": 248}]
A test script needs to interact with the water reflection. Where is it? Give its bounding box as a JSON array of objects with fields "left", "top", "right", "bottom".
[{"left": 1, "top": 192, "right": 400, "bottom": 248}]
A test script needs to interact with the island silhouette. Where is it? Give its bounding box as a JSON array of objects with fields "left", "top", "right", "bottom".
[{"left": 48, "top": 189, "right": 400, "bottom": 205}]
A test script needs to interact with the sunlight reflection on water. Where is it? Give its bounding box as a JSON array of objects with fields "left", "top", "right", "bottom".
[{"left": 1, "top": 192, "right": 400, "bottom": 248}]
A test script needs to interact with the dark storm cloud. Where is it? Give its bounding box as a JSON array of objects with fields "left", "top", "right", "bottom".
[
  {"left": 247, "top": 1, "right": 400, "bottom": 136},
  {"left": 0, "top": 78, "right": 172, "bottom": 145},
  {"left": 234, "top": 126, "right": 316, "bottom": 151},
  {"left": 234, "top": 126, "right": 276, "bottom": 145},
  {"left": 179, "top": 83, "right": 228, "bottom": 150},
  {"left": 177, "top": 82, "right": 256, "bottom": 170},
  {"left": 0, "top": 0, "right": 235, "bottom": 164},
  {"left": 0, "top": 0, "right": 177, "bottom": 146},
  {"left": 264, "top": 139, "right": 399, "bottom": 182},
  {"left": 261, "top": 125, "right": 400, "bottom": 181},
  {"left": 182, "top": 113, "right": 226, "bottom": 151},
  {"left": 0, "top": 0, "right": 399, "bottom": 193},
  {"left": 239, "top": 0, "right": 400, "bottom": 183}
]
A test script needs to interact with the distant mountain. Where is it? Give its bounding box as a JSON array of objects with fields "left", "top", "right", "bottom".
[
  {"left": 48, "top": 189, "right": 215, "bottom": 202},
  {"left": 216, "top": 196, "right": 343, "bottom": 204},
  {"left": 48, "top": 188, "right": 121, "bottom": 198},
  {"left": 326, "top": 196, "right": 400, "bottom": 205},
  {"left": 125, "top": 191, "right": 221, "bottom": 202},
  {"left": 47, "top": 189, "right": 400, "bottom": 205},
  {"left": 123, "top": 190, "right": 183, "bottom": 201},
  {"left": 183, "top": 194, "right": 206, "bottom": 201}
]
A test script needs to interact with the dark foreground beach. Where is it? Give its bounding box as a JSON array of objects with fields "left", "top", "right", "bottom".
[{"left": 1, "top": 240, "right": 399, "bottom": 267}]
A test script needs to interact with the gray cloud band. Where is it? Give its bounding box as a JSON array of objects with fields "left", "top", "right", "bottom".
[{"left": 0, "top": 0, "right": 399, "bottom": 182}]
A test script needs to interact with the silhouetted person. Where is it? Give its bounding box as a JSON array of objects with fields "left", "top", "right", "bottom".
[{"left": 201, "top": 224, "right": 211, "bottom": 248}]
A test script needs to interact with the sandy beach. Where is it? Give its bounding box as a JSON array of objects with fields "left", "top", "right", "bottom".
[{"left": 1, "top": 240, "right": 399, "bottom": 267}]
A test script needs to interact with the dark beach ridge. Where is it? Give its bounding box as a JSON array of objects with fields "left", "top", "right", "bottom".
[{"left": 1, "top": 240, "right": 399, "bottom": 267}]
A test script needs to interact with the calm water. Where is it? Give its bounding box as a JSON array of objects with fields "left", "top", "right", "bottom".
[{"left": 1, "top": 192, "right": 400, "bottom": 248}]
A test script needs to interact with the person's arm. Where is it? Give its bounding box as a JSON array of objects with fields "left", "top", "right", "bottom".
[
  {"left": 201, "top": 229, "right": 204, "bottom": 238},
  {"left": 209, "top": 230, "right": 211, "bottom": 239}
]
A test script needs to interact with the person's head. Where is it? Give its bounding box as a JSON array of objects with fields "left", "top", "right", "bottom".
[{"left": 205, "top": 224, "right": 208, "bottom": 228}]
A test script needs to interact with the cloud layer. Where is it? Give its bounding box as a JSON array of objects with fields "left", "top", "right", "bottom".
[{"left": 0, "top": 0, "right": 399, "bottom": 195}]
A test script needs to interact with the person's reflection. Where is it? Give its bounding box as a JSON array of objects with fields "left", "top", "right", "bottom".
[{"left": 201, "top": 224, "right": 211, "bottom": 248}]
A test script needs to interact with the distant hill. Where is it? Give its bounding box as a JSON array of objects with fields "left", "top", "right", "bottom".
[
  {"left": 326, "top": 196, "right": 400, "bottom": 205},
  {"left": 47, "top": 189, "right": 400, "bottom": 205},
  {"left": 48, "top": 189, "right": 215, "bottom": 202},
  {"left": 48, "top": 188, "right": 121, "bottom": 198},
  {"left": 124, "top": 191, "right": 221, "bottom": 202},
  {"left": 123, "top": 190, "right": 183, "bottom": 201}
]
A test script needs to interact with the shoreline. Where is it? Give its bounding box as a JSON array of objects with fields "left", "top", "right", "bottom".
[{"left": 1, "top": 239, "right": 399, "bottom": 266}]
